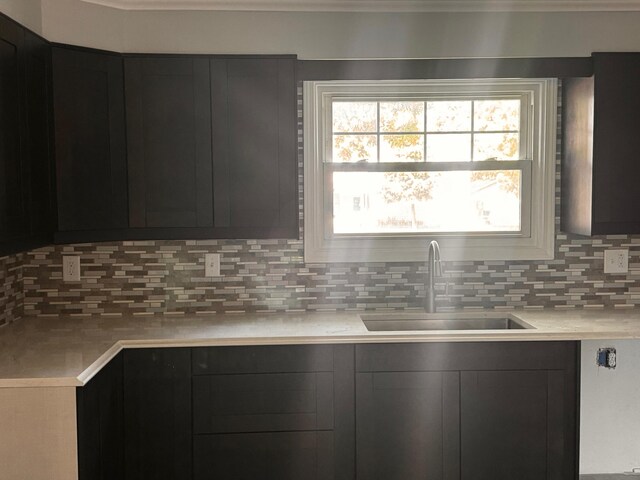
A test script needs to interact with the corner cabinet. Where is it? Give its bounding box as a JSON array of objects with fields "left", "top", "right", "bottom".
[
  {"left": 76, "top": 342, "right": 577, "bottom": 480},
  {"left": 563, "top": 53, "right": 640, "bottom": 235},
  {"left": 0, "top": 16, "right": 55, "bottom": 256}
]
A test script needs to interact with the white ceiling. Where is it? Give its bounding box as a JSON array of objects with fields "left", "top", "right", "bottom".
[{"left": 78, "top": 0, "right": 640, "bottom": 12}]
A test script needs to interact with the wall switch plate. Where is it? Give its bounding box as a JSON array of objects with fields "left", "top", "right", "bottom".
[
  {"left": 604, "top": 249, "right": 629, "bottom": 274},
  {"left": 63, "top": 256, "right": 81, "bottom": 282},
  {"left": 205, "top": 253, "right": 221, "bottom": 277}
]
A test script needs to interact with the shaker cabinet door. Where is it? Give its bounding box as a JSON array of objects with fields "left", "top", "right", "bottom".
[
  {"left": 125, "top": 56, "right": 213, "bottom": 229},
  {"left": 211, "top": 58, "right": 297, "bottom": 238},
  {"left": 53, "top": 46, "right": 128, "bottom": 232}
]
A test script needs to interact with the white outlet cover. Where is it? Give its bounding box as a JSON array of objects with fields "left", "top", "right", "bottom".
[
  {"left": 63, "top": 256, "right": 81, "bottom": 282},
  {"left": 205, "top": 253, "right": 221, "bottom": 277},
  {"left": 604, "top": 249, "right": 629, "bottom": 274}
]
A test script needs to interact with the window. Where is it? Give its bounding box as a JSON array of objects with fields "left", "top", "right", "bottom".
[{"left": 304, "top": 79, "right": 557, "bottom": 263}]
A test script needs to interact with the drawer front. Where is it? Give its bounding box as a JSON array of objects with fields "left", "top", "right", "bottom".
[
  {"left": 193, "top": 345, "right": 334, "bottom": 375},
  {"left": 193, "top": 372, "right": 334, "bottom": 433},
  {"left": 194, "top": 431, "right": 334, "bottom": 480},
  {"left": 356, "top": 342, "right": 577, "bottom": 372}
]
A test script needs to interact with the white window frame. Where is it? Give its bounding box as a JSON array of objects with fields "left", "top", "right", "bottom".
[{"left": 304, "top": 79, "right": 557, "bottom": 263}]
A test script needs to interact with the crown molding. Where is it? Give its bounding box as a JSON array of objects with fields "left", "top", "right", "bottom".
[{"left": 79, "top": 0, "right": 640, "bottom": 12}]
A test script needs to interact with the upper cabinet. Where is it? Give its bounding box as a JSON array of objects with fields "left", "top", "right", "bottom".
[
  {"left": 52, "top": 46, "right": 128, "bottom": 234},
  {"left": 125, "top": 57, "right": 213, "bottom": 230},
  {"left": 562, "top": 53, "right": 640, "bottom": 235},
  {"left": 51, "top": 51, "right": 298, "bottom": 243},
  {"left": 123, "top": 56, "right": 298, "bottom": 237},
  {"left": 0, "top": 16, "right": 29, "bottom": 248},
  {"left": 24, "top": 31, "right": 56, "bottom": 242},
  {"left": 0, "top": 16, "right": 55, "bottom": 256},
  {"left": 211, "top": 58, "right": 298, "bottom": 238}
]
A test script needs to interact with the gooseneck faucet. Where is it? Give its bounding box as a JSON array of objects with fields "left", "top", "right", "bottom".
[{"left": 425, "top": 240, "right": 443, "bottom": 313}]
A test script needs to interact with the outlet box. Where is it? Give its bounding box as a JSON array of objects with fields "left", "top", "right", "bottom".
[
  {"left": 596, "top": 347, "right": 617, "bottom": 369},
  {"left": 604, "top": 249, "right": 629, "bottom": 274},
  {"left": 63, "top": 256, "right": 81, "bottom": 282},
  {"left": 205, "top": 253, "right": 221, "bottom": 277}
]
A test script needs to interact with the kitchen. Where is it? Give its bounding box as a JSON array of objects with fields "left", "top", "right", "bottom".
[{"left": 1, "top": 0, "right": 640, "bottom": 479}]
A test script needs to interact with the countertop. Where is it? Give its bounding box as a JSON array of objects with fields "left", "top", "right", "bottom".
[{"left": 1, "top": 308, "right": 640, "bottom": 387}]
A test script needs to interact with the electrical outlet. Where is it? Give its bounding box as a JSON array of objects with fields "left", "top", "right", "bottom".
[
  {"left": 205, "top": 253, "right": 221, "bottom": 277},
  {"left": 63, "top": 256, "right": 81, "bottom": 282},
  {"left": 596, "top": 347, "right": 617, "bottom": 369},
  {"left": 604, "top": 249, "right": 629, "bottom": 274}
]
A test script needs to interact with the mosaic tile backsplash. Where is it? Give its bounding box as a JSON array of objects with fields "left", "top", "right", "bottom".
[
  {"left": 6, "top": 83, "right": 640, "bottom": 318},
  {"left": 0, "top": 253, "right": 24, "bottom": 326}
]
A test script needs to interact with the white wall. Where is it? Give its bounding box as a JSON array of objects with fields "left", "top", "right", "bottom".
[
  {"left": 581, "top": 340, "right": 640, "bottom": 474},
  {"left": 0, "top": 0, "right": 42, "bottom": 34},
  {"left": 41, "top": 0, "right": 125, "bottom": 52},
  {"left": 34, "top": 2, "right": 640, "bottom": 58}
]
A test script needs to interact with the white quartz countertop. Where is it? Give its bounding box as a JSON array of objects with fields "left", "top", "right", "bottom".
[{"left": 1, "top": 308, "right": 640, "bottom": 387}]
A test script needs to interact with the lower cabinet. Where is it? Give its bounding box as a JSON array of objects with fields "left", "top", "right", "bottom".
[
  {"left": 123, "top": 348, "right": 192, "bottom": 480},
  {"left": 76, "top": 341, "right": 578, "bottom": 480},
  {"left": 191, "top": 345, "right": 354, "bottom": 480},
  {"left": 355, "top": 342, "right": 579, "bottom": 480}
]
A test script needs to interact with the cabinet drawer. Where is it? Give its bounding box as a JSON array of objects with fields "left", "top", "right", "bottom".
[
  {"left": 193, "top": 372, "right": 334, "bottom": 433},
  {"left": 192, "top": 345, "right": 334, "bottom": 375},
  {"left": 356, "top": 342, "right": 577, "bottom": 372},
  {"left": 194, "top": 431, "right": 334, "bottom": 480}
]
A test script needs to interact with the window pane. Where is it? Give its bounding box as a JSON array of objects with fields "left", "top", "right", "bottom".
[
  {"left": 426, "top": 101, "right": 472, "bottom": 132},
  {"left": 473, "top": 133, "right": 519, "bottom": 161},
  {"left": 332, "top": 170, "right": 521, "bottom": 234},
  {"left": 333, "top": 102, "right": 377, "bottom": 132},
  {"left": 474, "top": 99, "right": 520, "bottom": 132},
  {"left": 380, "top": 134, "right": 424, "bottom": 162},
  {"left": 426, "top": 134, "right": 471, "bottom": 162},
  {"left": 332, "top": 135, "right": 377, "bottom": 163},
  {"left": 380, "top": 102, "right": 424, "bottom": 132}
]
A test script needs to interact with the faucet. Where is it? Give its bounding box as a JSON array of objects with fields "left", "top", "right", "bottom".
[{"left": 425, "top": 240, "right": 443, "bottom": 313}]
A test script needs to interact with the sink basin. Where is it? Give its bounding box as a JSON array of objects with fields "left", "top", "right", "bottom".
[{"left": 361, "top": 312, "right": 534, "bottom": 332}]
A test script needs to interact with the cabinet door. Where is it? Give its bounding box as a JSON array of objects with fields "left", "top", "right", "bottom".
[
  {"left": 211, "top": 58, "right": 297, "bottom": 238},
  {"left": 126, "top": 57, "right": 213, "bottom": 228},
  {"left": 194, "top": 431, "right": 333, "bottom": 480},
  {"left": 24, "top": 30, "right": 55, "bottom": 242},
  {"left": 591, "top": 53, "right": 640, "bottom": 233},
  {"left": 460, "top": 370, "right": 575, "bottom": 480},
  {"left": 52, "top": 46, "right": 128, "bottom": 232},
  {"left": 77, "top": 353, "right": 124, "bottom": 480},
  {"left": 123, "top": 348, "right": 192, "bottom": 480},
  {"left": 0, "top": 17, "right": 28, "bottom": 245},
  {"left": 356, "top": 371, "right": 460, "bottom": 480}
]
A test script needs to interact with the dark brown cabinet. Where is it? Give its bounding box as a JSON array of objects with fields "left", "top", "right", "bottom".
[
  {"left": 123, "top": 55, "right": 298, "bottom": 237},
  {"left": 125, "top": 56, "right": 213, "bottom": 230},
  {"left": 123, "top": 348, "right": 192, "bottom": 480},
  {"left": 356, "top": 371, "right": 460, "bottom": 480},
  {"left": 76, "top": 353, "right": 124, "bottom": 480},
  {"left": 211, "top": 58, "right": 297, "bottom": 238},
  {"left": 0, "top": 15, "right": 55, "bottom": 256},
  {"left": 563, "top": 53, "right": 640, "bottom": 235},
  {"left": 355, "top": 342, "right": 578, "bottom": 480},
  {"left": 0, "top": 16, "right": 28, "bottom": 249},
  {"left": 24, "top": 30, "right": 55, "bottom": 242},
  {"left": 76, "top": 342, "right": 578, "bottom": 480},
  {"left": 192, "top": 345, "right": 354, "bottom": 480},
  {"left": 52, "top": 46, "right": 128, "bottom": 234},
  {"left": 460, "top": 370, "right": 573, "bottom": 480}
]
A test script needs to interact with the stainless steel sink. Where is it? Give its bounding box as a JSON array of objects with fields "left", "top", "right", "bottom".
[{"left": 361, "top": 312, "right": 534, "bottom": 332}]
